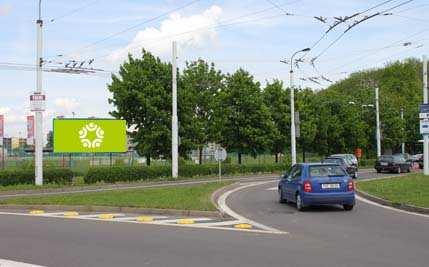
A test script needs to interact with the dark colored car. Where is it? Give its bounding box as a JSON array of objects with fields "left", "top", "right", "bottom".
[
  {"left": 330, "top": 154, "right": 358, "bottom": 167},
  {"left": 322, "top": 157, "right": 357, "bottom": 178},
  {"left": 375, "top": 155, "right": 411, "bottom": 173},
  {"left": 278, "top": 163, "right": 355, "bottom": 211}
]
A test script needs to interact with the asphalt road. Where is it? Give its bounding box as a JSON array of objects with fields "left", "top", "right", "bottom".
[{"left": 0, "top": 170, "right": 427, "bottom": 267}]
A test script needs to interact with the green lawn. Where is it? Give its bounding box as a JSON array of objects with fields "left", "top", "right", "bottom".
[
  {"left": 358, "top": 174, "right": 429, "bottom": 208},
  {"left": 0, "top": 182, "right": 231, "bottom": 211}
]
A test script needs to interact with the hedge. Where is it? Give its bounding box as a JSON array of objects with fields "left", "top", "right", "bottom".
[
  {"left": 84, "top": 163, "right": 289, "bottom": 184},
  {"left": 0, "top": 168, "right": 74, "bottom": 186}
]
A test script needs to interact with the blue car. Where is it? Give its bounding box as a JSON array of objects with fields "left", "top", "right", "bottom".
[{"left": 278, "top": 163, "right": 355, "bottom": 211}]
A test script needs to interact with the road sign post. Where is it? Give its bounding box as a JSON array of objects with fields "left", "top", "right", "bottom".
[{"left": 215, "top": 147, "right": 227, "bottom": 182}]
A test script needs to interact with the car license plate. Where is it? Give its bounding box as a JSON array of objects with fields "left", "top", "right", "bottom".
[
  {"left": 321, "top": 183, "right": 340, "bottom": 189},
  {"left": 381, "top": 162, "right": 388, "bottom": 166}
]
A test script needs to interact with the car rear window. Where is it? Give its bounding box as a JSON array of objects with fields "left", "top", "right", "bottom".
[
  {"left": 323, "top": 158, "right": 342, "bottom": 164},
  {"left": 379, "top": 156, "right": 393, "bottom": 161},
  {"left": 309, "top": 165, "right": 347, "bottom": 177}
]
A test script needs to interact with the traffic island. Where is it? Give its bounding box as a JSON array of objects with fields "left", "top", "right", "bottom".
[
  {"left": 0, "top": 182, "right": 233, "bottom": 218},
  {"left": 357, "top": 173, "right": 429, "bottom": 214}
]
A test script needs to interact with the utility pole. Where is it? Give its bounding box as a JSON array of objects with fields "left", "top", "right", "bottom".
[
  {"left": 375, "top": 87, "right": 381, "bottom": 158},
  {"left": 423, "top": 55, "right": 429, "bottom": 175},
  {"left": 35, "top": 0, "right": 44, "bottom": 185},
  {"left": 171, "top": 41, "right": 178, "bottom": 178},
  {"left": 282, "top": 47, "right": 310, "bottom": 166},
  {"left": 401, "top": 108, "right": 405, "bottom": 154}
]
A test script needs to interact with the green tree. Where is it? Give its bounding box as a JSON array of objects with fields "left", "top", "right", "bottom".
[
  {"left": 181, "top": 59, "right": 225, "bottom": 164},
  {"left": 262, "top": 79, "right": 289, "bottom": 163},
  {"left": 214, "top": 69, "right": 277, "bottom": 164},
  {"left": 107, "top": 50, "right": 172, "bottom": 165},
  {"left": 46, "top": 131, "right": 53, "bottom": 149}
]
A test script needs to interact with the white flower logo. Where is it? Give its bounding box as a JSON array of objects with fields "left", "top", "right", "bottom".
[{"left": 79, "top": 123, "right": 104, "bottom": 148}]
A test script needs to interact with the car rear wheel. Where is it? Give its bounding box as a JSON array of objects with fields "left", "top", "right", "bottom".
[
  {"left": 376, "top": 169, "right": 381, "bottom": 173},
  {"left": 278, "top": 188, "right": 287, "bottom": 204},
  {"left": 343, "top": 204, "right": 354, "bottom": 211},
  {"left": 296, "top": 194, "right": 305, "bottom": 211}
]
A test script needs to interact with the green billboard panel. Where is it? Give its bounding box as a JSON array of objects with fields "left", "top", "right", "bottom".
[{"left": 53, "top": 119, "right": 127, "bottom": 153}]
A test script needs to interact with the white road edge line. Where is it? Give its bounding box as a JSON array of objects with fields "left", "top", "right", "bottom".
[
  {"left": 217, "top": 181, "right": 288, "bottom": 234},
  {"left": 0, "top": 259, "right": 46, "bottom": 267},
  {"left": 356, "top": 195, "right": 429, "bottom": 219}
]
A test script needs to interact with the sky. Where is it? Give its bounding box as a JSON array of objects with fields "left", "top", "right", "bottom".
[{"left": 0, "top": 0, "right": 428, "bottom": 137}]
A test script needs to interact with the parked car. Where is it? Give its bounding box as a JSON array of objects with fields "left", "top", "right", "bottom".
[
  {"left": 278, "top": 163, "right": 355, "bottom": 211},
  {"left": 330, "top": 154, "right": 358, "bottom": 167},
  {"left": 375, "top": 155, "right": 411, "bottom": 173},
  {"left": 414, "top": 154, "right": 424, "bottom": 169},
  {"left": 323, "top": 157, "right": 357, "bottom": 178},
  {"left": 395, "top": 153, "right": 413, "bottom": 164}
]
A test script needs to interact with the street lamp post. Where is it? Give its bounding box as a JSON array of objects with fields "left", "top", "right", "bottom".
[{"left": 281, "top": 48, "right": 310, "bottom": 166}]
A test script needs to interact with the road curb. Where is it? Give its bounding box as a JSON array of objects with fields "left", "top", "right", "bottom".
[
  {"left": 0, "top": 204, "right": 225, "bottom": 218},
  {"left": 0, "top": 173, "right": 279, "bottom": 199},
  {"left": 211, "top": 182, "right": 242, "bottom": 219},
  {"left": 356, "top": 190, "right": 429, "bottom": 215}
]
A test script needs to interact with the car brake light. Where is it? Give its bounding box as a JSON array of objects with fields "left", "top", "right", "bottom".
[
  {"left": 303, "top": 180, "right": 312, "bottom": 192},
  {"left": 347, "top": 180, "right": 354, "bottom": 191}
]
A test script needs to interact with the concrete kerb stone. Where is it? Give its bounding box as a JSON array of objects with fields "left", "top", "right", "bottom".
[
  {"left": 0, "top": 204, "right": 223, "bottom": 218},
  {"left": 0, "top": 173, "right": 280, "bottom": 199},
  {"left": 356, "top": 190, "right": 429, "bottom": 215}
]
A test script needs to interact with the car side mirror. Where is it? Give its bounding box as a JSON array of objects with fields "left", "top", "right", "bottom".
[{"left": 281, "top": 172, "right": 288, "bottom": 179}]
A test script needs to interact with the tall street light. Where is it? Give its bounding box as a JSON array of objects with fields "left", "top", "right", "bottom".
[{"left": 281, "top": 47, "right": 310, "bottom": 165}]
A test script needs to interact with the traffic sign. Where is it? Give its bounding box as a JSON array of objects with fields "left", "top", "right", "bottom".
[
  {"left": 420, "top": 119, "right": 429, "bottom": 134},
  {"left": 30, "top": 92, "right": 46, "bottom": 111},
  {"left": 215, "top": 147, "right": 227, "bottom": 161}
]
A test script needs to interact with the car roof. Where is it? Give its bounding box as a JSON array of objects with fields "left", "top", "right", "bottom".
[{"left": 301, "top": 162, "right": 340, "bottom": 166}]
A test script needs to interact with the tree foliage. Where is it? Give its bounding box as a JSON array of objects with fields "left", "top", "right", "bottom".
[{"left": 108, "top": 50, "right": 424, "bottom": 164}]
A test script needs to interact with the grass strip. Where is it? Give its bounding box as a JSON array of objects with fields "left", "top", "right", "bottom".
[
  {"left": 0, "top": 182, "right": 231, "bottom": 211},
  {"left": 357, "top": 174, "right": 429, "bottom": 208}
]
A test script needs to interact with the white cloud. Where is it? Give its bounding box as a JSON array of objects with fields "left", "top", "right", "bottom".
[
  {"left": 54, "top": 98, "right": 79, "bottom": 113},
  {"left": 0, "top": 4, "right": 12, "bottom": 16},
  {"left": 107, "top": 5, "right": 223, "bottom": 64}
]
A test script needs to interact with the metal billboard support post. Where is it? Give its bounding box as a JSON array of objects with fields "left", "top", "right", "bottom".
[{"left": 218, "top": 159, "right": 221, "bottom": 182}]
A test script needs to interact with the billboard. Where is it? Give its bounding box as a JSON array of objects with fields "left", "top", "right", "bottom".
[{"left": 53, "top": 119, "right": 127, "bottom": 153}]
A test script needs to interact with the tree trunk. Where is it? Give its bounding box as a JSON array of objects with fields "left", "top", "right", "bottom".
[
  {"left": 238, "top": 152, "right": 242, "bottom": 165},
  {"left": 275, "top": 153, "right": 279, "bottom": 163},
  {"left": 146, "top": 154, "right": 151, "bottom": 166},
  {"left": 198, "top": 146, "right": 203, "bottom": 165}
]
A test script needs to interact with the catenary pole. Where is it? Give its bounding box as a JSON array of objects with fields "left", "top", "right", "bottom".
[
  {"left": 375, "top": 87, "right": 381, "bottom": 158},
  {"left": 172, "top": 41, "right": 178, "bottom": 178},
  {"left": 35, "top": 0, "right": 44, "bottom": 185},
  {"left": 401, "top": 108, "right": 405, "bottom": 154},
  {"left": 423, "top": 55, "right": 429, "bottom": 175}
]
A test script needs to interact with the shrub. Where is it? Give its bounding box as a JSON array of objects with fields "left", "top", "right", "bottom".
[
  {"left": 0, "top": 168, "right": 74, "bottom": 186},
  {"left": 84, "top": 163, "right": 289, "bottom": 184}
]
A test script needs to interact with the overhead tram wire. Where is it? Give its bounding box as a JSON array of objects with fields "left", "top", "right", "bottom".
[
  {"left": 323, "top": 28, "right": 429, "bottom": 77},
  {"left": 48, "top": 0, "right": 100, "bottom": 23},
  {"left": 73, "top": 0, "right": 303, "bottom": 61},
  {"left": 311, "top": 0, "right": 415, "bottom": 62},
  {"left": 297, "top": 0, "right": 398, "bottom": 60},
  {"left": 60, "top": 0, "right": 202, "bottom": 59},
  {"left": 91, "top": 8, "right": 300, "bottom": 62}
]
